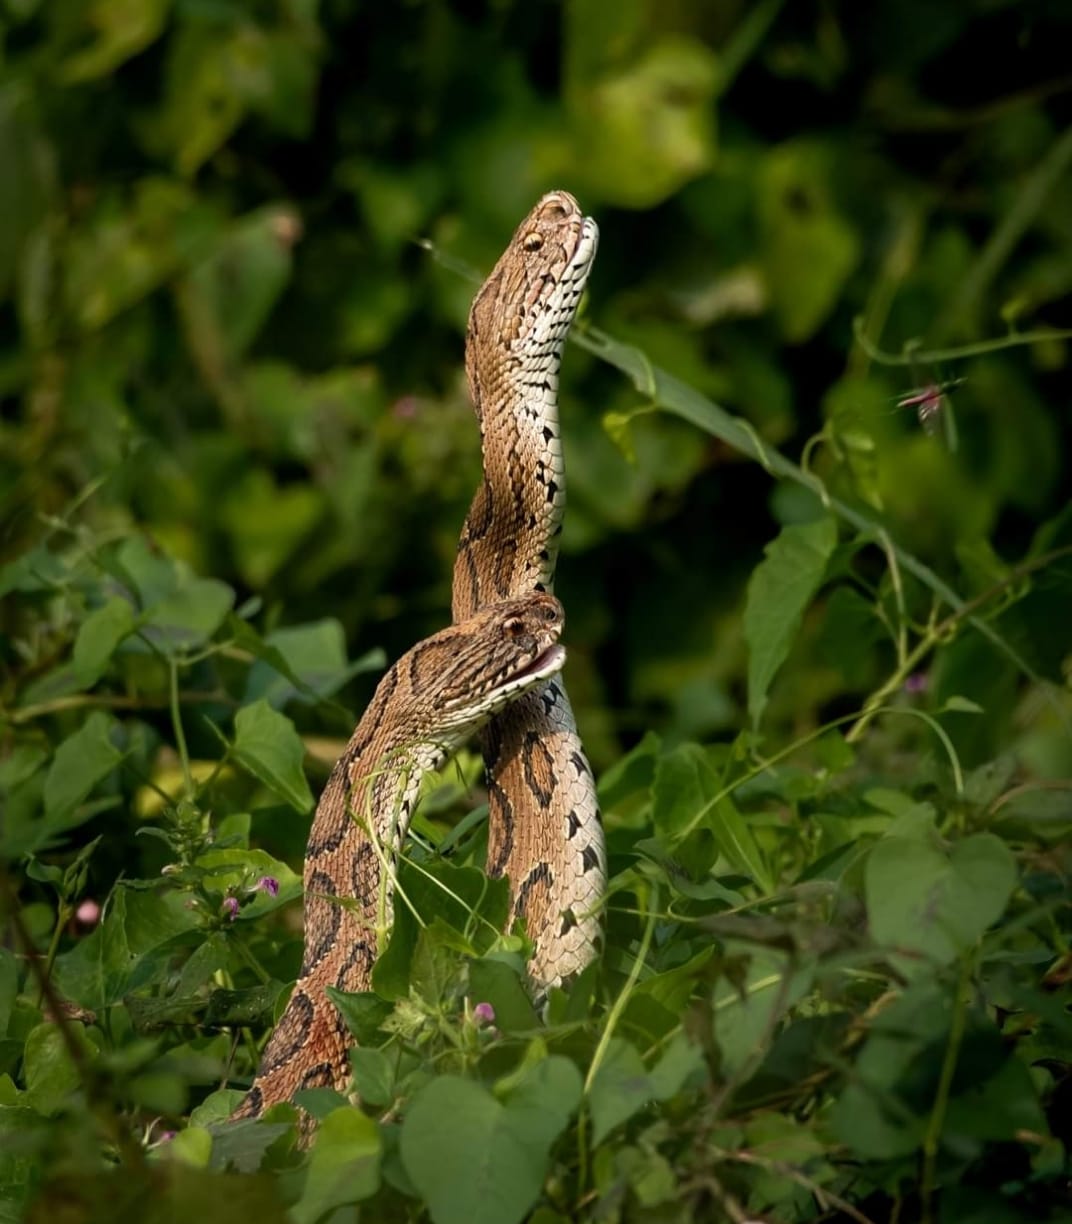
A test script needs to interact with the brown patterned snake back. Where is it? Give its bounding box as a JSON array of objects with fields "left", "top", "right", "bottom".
[
  {"left": 232, "top": 594, "right": 566, "bottom": 1117},
  {"left": 453, "top": 190, "right": 606, "bottom": 992}
]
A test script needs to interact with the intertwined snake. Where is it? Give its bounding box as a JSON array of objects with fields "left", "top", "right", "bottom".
[{"left": 233, "top": 191, "right": 603, "bottom": 1117}]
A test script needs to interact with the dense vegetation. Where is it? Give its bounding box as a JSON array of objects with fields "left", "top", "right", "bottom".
[{"left": 2, "top": 2, "right": 1071, "bottom": 1221}]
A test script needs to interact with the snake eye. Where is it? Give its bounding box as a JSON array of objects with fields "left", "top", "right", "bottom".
[
  {"left": 503, "top": 616, "right": 526, "bottom": 638},
  {"left": 522, "top": 232, "right": 544, "bottom": 252},
  {"left": 541, "top": 603, "right": 559, "bottom": 623}
]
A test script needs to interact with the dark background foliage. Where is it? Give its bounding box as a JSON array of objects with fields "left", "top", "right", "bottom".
[{"left": 1, "top": 2, "right": 1070, "bottom": 1222}]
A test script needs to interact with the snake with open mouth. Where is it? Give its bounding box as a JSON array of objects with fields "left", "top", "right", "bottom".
[{"left": 232, "top": 191, "right": 603, "bottom": 1116}]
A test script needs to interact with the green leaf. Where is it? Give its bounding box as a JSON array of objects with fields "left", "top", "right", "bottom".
[
  {"left": 290, "top": 1107, "right": 381, "bottom": 1224},
  {"left": 758, "top": 142, "right": 861, "bottom": 340},
  {"left": 325, "top": 989, "right": 393, "bottom": 1045},
  {"left": 400, "top": 1056, "right": 581, "bottom": 1224},
  {"left": 53, "top": 887, "right": 200, "bottom": 1011},
  {"left": 866, "top": 832, "right": 1017, "bottom": 975},
  {"left": 142, "top": 575, "right": 235, "bottom": 651},
  {"left": 232, "top": 699, "right": 313, "bottom": 813},
  {"left": 193, "top": 848, "right": 301, "bottom": 915},
  {"left": 652, "top": 744, "right": 772, "bottom": 889},
  {"left": 72, "top": 597, "right": 135, "bottom": 684},
  {"left": 744, "top": 516, "right": 837, "bottom": 727},
  {"left": 712, "top": 949, "right": 813, "bottom": 1078},
  {"left": 348, "top": 1047, "right": 394, "bottom": 1108},
  {"left": 588, "top": 1038, "right": 653, "bottom": 1144},
  {"left": 43, "top": 711, "right": 123, "bottom": 827},
  {"left": 244, "top": 618, "right": 383, "bottom": 709},
  {"left": 23, "top": 1021, "right": 96, "bottom": 1115}
]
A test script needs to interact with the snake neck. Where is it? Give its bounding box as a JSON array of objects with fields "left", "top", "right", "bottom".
[{"left": 453, "top": 369, "right": 567, "bottom": 619}]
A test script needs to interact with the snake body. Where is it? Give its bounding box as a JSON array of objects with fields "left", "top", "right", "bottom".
[
  {"left": 232, "top": 191, "right": 602, "bottom": 1116},
  {"left": 453, "top": 190, "right": 605, "bottom": 990},
  {"left": 232, "top": 595, "right": 566, "bottom": 1115}
]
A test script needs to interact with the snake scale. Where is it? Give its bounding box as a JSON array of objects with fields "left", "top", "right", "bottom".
[{"left": 232, "top": 191, "right": 603, "bottom": 1117}]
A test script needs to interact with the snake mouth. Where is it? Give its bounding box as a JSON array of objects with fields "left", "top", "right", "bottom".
[{"left": 512, "top": 643, "right": 566, "bottom": 685}]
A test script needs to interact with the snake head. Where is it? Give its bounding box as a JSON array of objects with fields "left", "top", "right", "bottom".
[
  {"left": 419, "top": 593, "right": 566, "bottom": 735},
  {"left": 467, "top": 190, "right": 599, "bottom": 364}
]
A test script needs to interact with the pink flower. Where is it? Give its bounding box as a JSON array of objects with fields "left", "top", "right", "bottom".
[
  {"left": 222, "top": 896, "right": 240, "bottom": 921},
  {"left": 905, "top": 672, "right": 929, "bottom": 695},
  {"left": 75, "top": 899, "right": 101, "bottom": 926},
  {"left": 256, "top": 876, "right": 279, "bottom": 897},
  {"left": 473, "top": 1002, "right": 496, "bottom": 1025}
]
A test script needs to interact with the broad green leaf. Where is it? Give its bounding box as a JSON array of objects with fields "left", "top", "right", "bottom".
[
  {"left": 745, "top": 516, "right": 837, "bottom": 727},
  {"left": 182, "top": 206, "right": 296, "bottom": 361},
  {"left": 567, "top": 29, "right": 719, "bottom": 208},
  {"left": 348, "top": 1047, "right": 394, "bottom": 1108},
  {"left": 73, "top": 597, "right": 135, "bottom": 684},
  {"left": 866, "top": 832, "right": 1017, "bottom": 974},
  {"left": 652, "top": 743, "right": 772, "bottom": 889},
  {"left": 244, "top": 618, "right": 383, "bottom": 708},
  {"left": 588, "top": 1038, "right": 653, "bottom": 1144},
  {"left": 712, "top": 949, "right": 813, "bottom": 1078},
  {"left": 290, "top": 1107, "right": 381, "bottom": 1223},
  {"left": 220, "top": 470, "right": 324, "bottom": 589},
  {"left": 326, "top": 989, "right": 393, "bottom": 1045},
  {"left": 400, "top": 1056, "right": 580, "bottom": 1224},
  {"left": 23, "top": 1022, "right": 97, "bottom": 1115},
  {"left": 43, "top": 711, "right": 123, "bottom": 827},
  {"left": 232, "top": 699, "right": 314, "bottom": 813},
  {"left": 758, "top": 142, "right": 860, "bottom": 340},
  {"left": 142, "top": 576, "right": 235, "bottom": 651},
  {"left": 53, "top": 888, "right": 200, "bottom": 1011}
]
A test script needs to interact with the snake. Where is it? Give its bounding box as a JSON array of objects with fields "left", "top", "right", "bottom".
[
  {"left": 232, "top": 594, "right": 566, "bottom": 1115},
  {"left": 232, "top": 190, "right": 603, "bottom": 1117}
]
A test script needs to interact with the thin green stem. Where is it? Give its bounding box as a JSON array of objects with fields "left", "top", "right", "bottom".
[
  {"left": 921, "top": 957, "right": 973, "bottom": 1224},
  {"left": 853, "top": 316, "right": 1072, "bottom": 367},
  {"left": 36, "top": 899, "right": 73, "bottom": 1007},
  {"left": 169, "top": 656, "right": 195, "bottom": 800}
]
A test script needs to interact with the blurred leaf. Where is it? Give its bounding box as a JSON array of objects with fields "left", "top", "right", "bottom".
[
  {"left": 745, "top": 516, "right": 837, "bottom": 727},
  {"left": 220, "top": 470, "right": 323, "bottom": 589},
  {"left": 232, "top": 699, "right": 314, "bottom": 813},
  {"left": 72, "top": 597, "right": 135, "bottom": 684},
  {"left": 58, "top": 0, "right": 172, "bottom": 83},
  {"left": 290, "top": 1107, "right": 381, "bottom": 1223},
  {"left": 244, "top": 618, "right": 383, "bottom": 709},
  {"left": 866, "top": 833, "right": 1017, "bottom": 974},
  {"left": 759, "top": 143, "right": 860, "bottom": 340},
  {"left": 400, "top": 1057, "right": 581, "bottom": 1224},
  {"left": 43, "top": 711, "right": 123, "bottom": 828},
  {"left": 588, "top": 1038, "right": 652, "bottom": 1144}
]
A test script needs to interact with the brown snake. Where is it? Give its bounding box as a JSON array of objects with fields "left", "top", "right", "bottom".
[
  {"left": 452, "top": 190, "right": 605, "bottom": 992},
  {"left": 232, "top": 595, "right": 566, "bottom": 1115},
  {"left": 232, "top": 191, "right": 603, "bottom": 1117}
]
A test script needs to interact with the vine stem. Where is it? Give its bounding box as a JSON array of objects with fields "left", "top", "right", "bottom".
[
  {"left": 852, "top": 317, "right": 1072, "bottom": 366},
  {"left": 847, "top": 544, "right": 1072, "bottom": 743},
  {"left": 921, "top": 956, "right": 973, "bottom": 1224},
  {"left": 576, "top": 882, "right": 658, "bottom": 1203},
  {"left": 169, "top": 655, "right": 194, "bottom": 801}
]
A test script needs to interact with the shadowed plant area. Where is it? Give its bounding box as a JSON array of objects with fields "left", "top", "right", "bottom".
[{"left": 2, "top": 1, "right": 1072, "bottom": 1222}]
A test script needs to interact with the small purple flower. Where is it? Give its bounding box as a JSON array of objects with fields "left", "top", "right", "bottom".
[
  {"left": 256, "top": 876, "right": 280, "bottom": 897},
  {"left": 222, "top": 896, "right": 240, "bottom": 921},
  {"left": 159, "top": 1130, "right": 176, "bottom": 1142},
  {"left": 905, "top": 672, "right": 929, "bottom": 695},
  {"left": 473, "top": 1002, "right": 496, "bottom": 1025}
]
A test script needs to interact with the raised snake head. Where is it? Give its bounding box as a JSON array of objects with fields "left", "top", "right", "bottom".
[{"left": 466, "top": 191, "right": 599, "bottom": 394}]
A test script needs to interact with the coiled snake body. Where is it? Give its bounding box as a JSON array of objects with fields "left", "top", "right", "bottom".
[{"left": 233, "top": 191, "right": 603, "bottom": 1116}]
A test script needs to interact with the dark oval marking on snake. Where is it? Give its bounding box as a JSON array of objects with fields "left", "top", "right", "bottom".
[
  {"left": 334, "top": 939, "right": 375, "bottom": 992},
  {"left": 258, "top": 990, "right": 314, "bottom": 1075},
  {"left": 514, "top": 861, "right": 552, "bottom": 921},
  {"left": 522, "top": 730, "right": 556, "bottom": 808},
  {"left": 300, "top": 871, "right": 342, "bottom": 973},
  {"left": 298, "top": 1061, "right": 337, "bottom": 1093}
]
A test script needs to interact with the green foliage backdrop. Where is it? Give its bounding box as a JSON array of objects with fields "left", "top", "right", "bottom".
[{"left": 1, "top": 2, "right": 1070, "bottom": 1222}]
